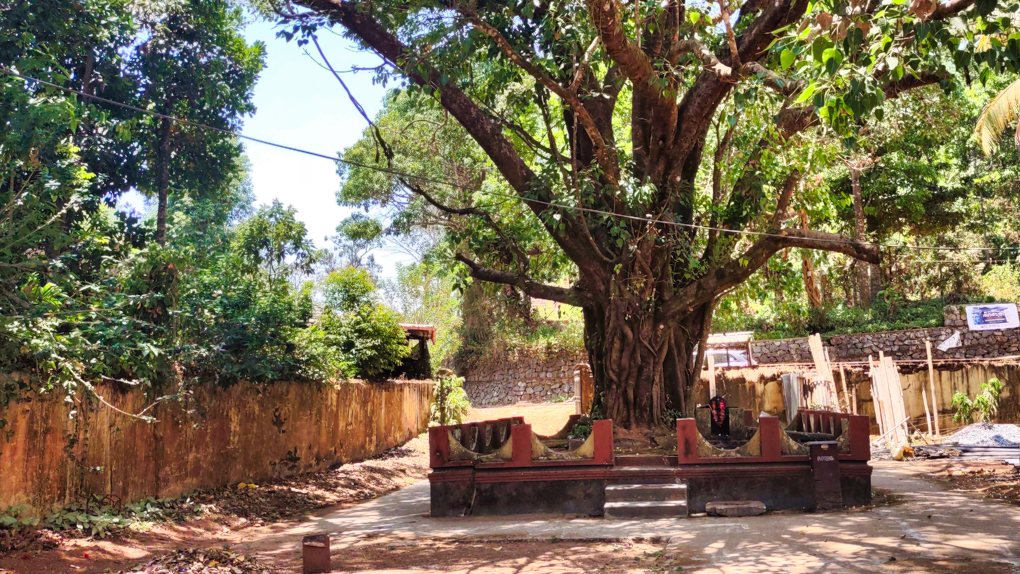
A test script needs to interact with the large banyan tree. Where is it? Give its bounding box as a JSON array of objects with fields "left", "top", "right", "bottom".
[{"left": 280, "top": 0, "right": 1019, "bottom": 430}]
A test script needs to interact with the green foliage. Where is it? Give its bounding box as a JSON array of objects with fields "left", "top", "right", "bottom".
[
  {"left": 42, "top": 496, "right": 198, "bottom": 538},
  {"left": 292, "top": 323, "right": 353, "bottom": 382},
  {"left": 431, "top": 373, "right": 471, "bottom": 425},
  {"left": 383, "top": 261, "right": 462, "bottom": 370},
  {"left": 130, "top": 0, "right": 264, "bottom": 220},
  {"left": 976, "top": 377, "right": 1005, "bottom": 423},
  {"left": 717, "top": 284, "right": 993, "bottom": 339},
  {"left": 663, "top": 408, "right": 684, "bottom": 430},
  {"left": 455, "top": 280, "right": 585, "bottom": 369},
  {"left": 952, "top": 391, "right": 976, "bottom": 425},
  {"left": 318, "top": 304, "right": 409, "bottom": 379},
  {"left": 329, "top": 213, "right": 384, "bottom": 272},
  {"left": 979, "top": 265, "right": 1020, "bottom": 303},
  {"left": 314, "top": 265, "right": 411, "bottom": 379},
  {"left": 322, "top": 266, "right": 376, "bottom": 312},
  {"left": 953, "top": 377, "right": 1005, "bottom": 424},
  {"left": 232, "top": 201, "right": 320, "bottom": 281},
  {"left": 567, "top": 417, "right": 593, "bottom": 440},
  {"left": 0, "top": 505, "right": 40, "bottom": 531}
]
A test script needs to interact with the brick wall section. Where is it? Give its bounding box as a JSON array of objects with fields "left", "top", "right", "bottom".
[
  {"left": 462, "top": 348, "right": 587, "bottom": 406},
  {"left": 750, "top": 305, "right": 1020, "bottom": 364},
  {"left": 0, "top": 378, "right": 433, "bottom": 515}
]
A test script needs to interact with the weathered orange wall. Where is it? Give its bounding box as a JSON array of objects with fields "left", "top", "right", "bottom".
[{"left": 0, "top": 379, "right": 433, "bottom": 514}]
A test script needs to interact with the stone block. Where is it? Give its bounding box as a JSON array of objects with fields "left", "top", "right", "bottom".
[{"left": 705, "top": 500, "right": 766, "bottom": 517}]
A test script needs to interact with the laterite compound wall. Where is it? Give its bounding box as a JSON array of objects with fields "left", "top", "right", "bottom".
[{"left": 0, "top": 377, "right": 433, "bottom": 515}]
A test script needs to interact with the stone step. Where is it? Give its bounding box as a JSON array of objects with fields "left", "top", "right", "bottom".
[
  {"left": 605, "top": 483, "right": 688, "bottom": 503},
  {"left": 604, "top": 500, "right": 689, "bottom": 519},
  {"left": 705, "top": 500, "right": 766, "bottom": 517}
]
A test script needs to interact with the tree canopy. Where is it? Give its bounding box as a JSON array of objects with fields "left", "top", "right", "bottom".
[{"left": 279, "top": 0, "right": 1020, "bottom": 429}]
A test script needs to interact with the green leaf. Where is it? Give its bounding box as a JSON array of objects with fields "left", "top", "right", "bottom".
[
  {"left": 795, "top": 82, "right": 818, "bottom": 104},
  {"left": 780, "top": 48, "right": 796, "bottom": 70}
]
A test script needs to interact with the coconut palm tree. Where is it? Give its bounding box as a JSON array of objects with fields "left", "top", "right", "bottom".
[{"left": 975, "top": 77, "right": 1020, "bottom": 159}]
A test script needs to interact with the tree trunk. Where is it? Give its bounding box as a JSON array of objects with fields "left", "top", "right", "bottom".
[
  {"left": 849, "top": 165, "right": 876, "bottom": 306},
  {"left": 155, "top": 115, "right": 173, "bottom": 246},
  {"left": 584, "top": 296, "right": 707, "bottom": 431},
  {"left": 798, "top": 210, "right": 823, "bottom": 309}
]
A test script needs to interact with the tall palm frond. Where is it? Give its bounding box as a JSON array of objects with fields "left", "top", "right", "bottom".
[{"left": 975, "top": 77, "right": 1020, "bottom": 158}]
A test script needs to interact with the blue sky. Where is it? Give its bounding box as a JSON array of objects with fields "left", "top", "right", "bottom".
[{"left": 241, "top": 20, "right": 385, "bottom": 249}]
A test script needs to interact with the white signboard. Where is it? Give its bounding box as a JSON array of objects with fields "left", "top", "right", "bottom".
[
  {"left": 937, "top": 330, "right": 961, "bottom": 352},
  {"left": 965, "top": 303, "right": 1020, "bottom": 331}
]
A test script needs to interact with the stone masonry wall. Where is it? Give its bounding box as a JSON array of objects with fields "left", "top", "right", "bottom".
[
  {"left": 750, "top": 305, "right": 1020, "bottom": 364},
  {"left": 462, "top": 348, "right": 587, "bottom": 406}
]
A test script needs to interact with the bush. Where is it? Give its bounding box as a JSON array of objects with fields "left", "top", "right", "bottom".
[
  {"left": 567, "top": 416, "right": 593, "bottom": 440},
  {"left": 431, "top": 373, "right": 471, "bottom": 425},
  {"left": 292, "top": 324, "right": 354, "bottom": 382},
  {"left": 319, "top": 304, "right": 409, "bottom": 379},
  {"left": 953, "top": 377, "right": 1004, "bottom": 424},
  {"left": 175, "top": 257, "right": 313, "bottom": 384},
  {"left": 975, "top": 378, "right": 1004, "bottom": 422}
]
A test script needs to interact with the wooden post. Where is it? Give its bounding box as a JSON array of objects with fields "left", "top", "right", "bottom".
[
  {"left": 838, "top": 364, "right": 851, "bottom": 414},
  {"left": 707, "top": 353, "right": 717, "bottom": 398},
  {"left": 921, "top": 385, "right": 933, "bottom": 435},
  {"left": 869, "top": 355, "right": 886, "bottom": 439},
  {"left": 824, "top": 348, "right": 839, "bottom": 410},
  {"left": 925, "top": 339, "right": 940, "bottom": 437}
]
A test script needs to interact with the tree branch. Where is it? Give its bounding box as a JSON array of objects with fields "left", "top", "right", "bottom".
[
  {"left": 674, "top": 0, "right": 809, "bottom": 160},
  {"left": 295, "top": 0, "right": 603, "bottom": 274},
  {"left": 455, "top": 253, "right": 591, "bottom": 306},
  {"left": 568, "top": 36, "right": 602, "bottom": 93},
  {"left": 400, "top": 177, "right": 531, "bottom": 267},
  {"left": 663, "top": 227, "right": 879, "bottom": 319},
  {"left": 932, "top": 0, "right": 977, "bottom": 18},
  {"left": 586, "top": 0, "right": 657, "bottom": 85},
  {"left": 676, "top": 38, "right": 735, "bottom": 77},
  {"left": 456, "top": 7, "right": 620, "bottom": 184}
]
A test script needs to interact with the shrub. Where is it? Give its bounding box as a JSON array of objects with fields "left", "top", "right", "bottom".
[
  {"left": 975, "top": 377, "right": 1004, "bottom": 422},
  {"left": 319, "top": 304, "right": 409, "bottom": 379},
  {"left": 952, "top": 377, "right": 1004, "bottom": 424},
  {"left": 951, "top": 391, "right": 975, "bottom": 424},
  {"left": 292, "top": 324, "right": 354, "bottom": 382},
  {"left": 431, "top": 373, "right": 471, "bottom": 425},
  {"left": 567, "top": 417, "right": 593, "bottom": 440}
]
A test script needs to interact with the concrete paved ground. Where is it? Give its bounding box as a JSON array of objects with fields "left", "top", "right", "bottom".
[{"left": 243, "top": 461, "right": 1020, "bottom": 572}]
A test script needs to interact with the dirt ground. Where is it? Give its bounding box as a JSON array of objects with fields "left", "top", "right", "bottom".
[
  {"left": 900, "top": 458, "right": 1020, "bottom": 505},
  {"left": 319, "top": 535, "right": 667, "bottom": 573},
  {"left": 466, "top": 402, "right": 575, "bottom": 435}
]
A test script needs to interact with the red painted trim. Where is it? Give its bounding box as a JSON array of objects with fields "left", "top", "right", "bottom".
[
  {"left": 759, "top": 415, "right": 782, "bottom": 460},
  {"left": 592, "top": 419, "right": 614, "bottom": 464},
  {"left": 511, "top": 423, "right": 532, "bottom": 466},
  {"left": 677, "top": 410, "right": 871, "bottom": 465},
  {"left": 428, "top": 426, "right": 450, "bottom": 468},
  {"left": 428, "top": 468, "right": 473, "bottom": 483}
]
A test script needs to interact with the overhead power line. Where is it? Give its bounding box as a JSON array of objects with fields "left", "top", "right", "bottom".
[{"left": 4, "top": 65, "right": 1020, "bottom": 255}]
